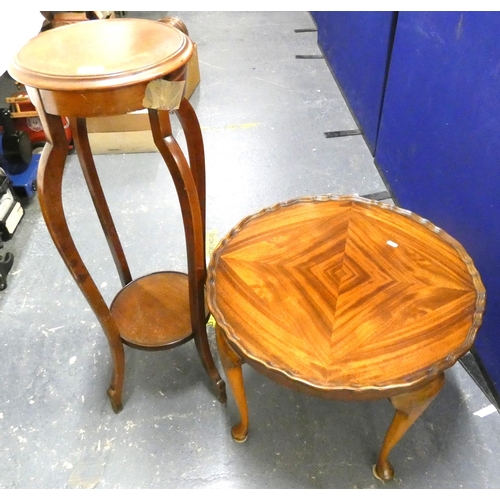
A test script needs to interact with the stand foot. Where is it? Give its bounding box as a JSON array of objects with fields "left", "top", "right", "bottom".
[
  {"left": 215, "top": 377, "right": 227, "bottom": 404},
  {"left": 107, "top": 386, "right": 123, "bottom": 414},
  {"left": 231, "top": 424, "right": 249, "bottom": 443}
]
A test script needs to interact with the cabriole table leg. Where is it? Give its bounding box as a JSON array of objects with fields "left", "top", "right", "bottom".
[
  {"left": 215, "top": 324, "right": 249, "bottom": 442},
  {"left": 374, "top": 373, "right": 445, "bottom": 480}
]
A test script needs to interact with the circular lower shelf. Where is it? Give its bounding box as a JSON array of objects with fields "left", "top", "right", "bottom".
[{"left": 110, "top": 271, "right": 207, "bottom": 349}]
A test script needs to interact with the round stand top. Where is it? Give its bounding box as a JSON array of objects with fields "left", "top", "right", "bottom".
[
  {"left": 8, "top": 18, "right": 193, "bottom": 91},
  {"left": 208, "top": 195, "right": 486, "bottom": 398}
]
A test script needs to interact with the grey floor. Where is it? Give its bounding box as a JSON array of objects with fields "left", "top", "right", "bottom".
[{"left": 1, "top": 11, "right": 500, "bottom": 489}]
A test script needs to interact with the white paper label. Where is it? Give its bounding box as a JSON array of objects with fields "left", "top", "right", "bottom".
[
  {"left": 473, "top": 405, "right": 497, "bottom": 418},
  {"left": 143, "top": 79, "right": 185, "bottom": 110}
]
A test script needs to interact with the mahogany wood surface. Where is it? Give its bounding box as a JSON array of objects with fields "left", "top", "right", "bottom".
[
  {"left": 9, "top": 19, "right": 193, "bottom": 118},
  {"left": 110, "top": 271, "right": 209, "bottom": 349},
  {"left": 9, "top": 19, "right": 193, "bottom": 91},
  {"left": 215, "top": 324, "right": 249, "bottom": 443},
  {"left": 70, "top": 116, "right": 132, "bottom": 288},
  {"left": 208, "top": 195, "right": 485, "bottom": 478},
  {"left": 8, "top": 18, "right": 226, "bottom": 411}
]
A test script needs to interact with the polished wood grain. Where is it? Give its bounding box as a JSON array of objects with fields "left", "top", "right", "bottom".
[
  {"left": 10, "top": 19, "right": 193, "bottom": 118},
  {"left": 110, "top": 271, "right": 208, "bottom": 349},
  {"left": 70, "top": 116, "right": 132, "bottom": 287},
  {"left": 10, "top": 19, "right": 193, "bottom": 91},
  {"left": 149, "top": 105, "right": 225, "bottom": 399},
  {"left": 30, "top": 88, "right": 125, "bottom": 413},
  {"left": 208, "top": 195, "right": 485, "bottom": 478},
  {"left": 9, "top": 18, "right": 226, "bottom": 412}
]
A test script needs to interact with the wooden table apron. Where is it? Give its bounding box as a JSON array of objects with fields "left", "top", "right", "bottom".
[
  {"left": 207, "top": 195, "right": 485, "bottom": 480},
  {"left": 8, "top": 18, "right": 227, "bottom": 413}
]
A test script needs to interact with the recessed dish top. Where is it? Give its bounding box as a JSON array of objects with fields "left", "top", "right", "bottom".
[{"left": 8, "top": 18, "right": 193, "bottom": 91}]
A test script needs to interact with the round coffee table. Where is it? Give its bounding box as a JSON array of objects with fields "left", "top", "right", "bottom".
[{"left": 207, "top": 195, "right": 485, "bottom": 479}]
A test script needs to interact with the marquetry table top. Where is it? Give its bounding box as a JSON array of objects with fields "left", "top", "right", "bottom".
[{"left": 207, "top": 196, "right": 485, "bottom": 398}]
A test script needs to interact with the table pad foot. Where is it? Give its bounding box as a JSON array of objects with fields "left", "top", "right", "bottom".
[
  {"left": 231, "top": 426, "right": 248, "bottom": 443},
  {"left": 373, "top": 462, "right": 394, "bottom": 481}
]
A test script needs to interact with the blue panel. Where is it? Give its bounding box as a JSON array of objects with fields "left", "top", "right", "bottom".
[
  {"left": 311, "top": 11, "right": 396, "bottom": 153},
  {"left": 376, "top": 12, "right": 500, "bottom": 398}
]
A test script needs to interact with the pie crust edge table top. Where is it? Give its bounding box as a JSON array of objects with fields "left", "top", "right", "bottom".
[{"left": 207, "top": 195, "right": 485, "bottom": 400}]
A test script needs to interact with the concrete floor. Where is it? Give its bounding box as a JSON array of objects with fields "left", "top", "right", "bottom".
[{"left": 1, "top": 11, "right": 500, "bottom": 489}]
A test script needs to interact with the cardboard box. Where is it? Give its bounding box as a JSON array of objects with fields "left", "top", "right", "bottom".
[
  {"left": 184, "top": 43, "right": 201, "bottom": 101},
  {"left": 41, "top": 11, "right": 115, "bottom": 30},
  {"left": 87, "top": 43, "right": 201, "bottom": 154}
]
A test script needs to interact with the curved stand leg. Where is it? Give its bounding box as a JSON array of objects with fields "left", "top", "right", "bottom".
[
  {"left": 194, "top": 320, "right": 227, "bottom": 403},
  {"left": 29, "top": 90, "right": 125, "bottom": 413},
  {"left": 175, "top": 98, "right": 206, "bottom": 237},
  {"left": 70, "top": 117, "right": 132, "bottom": 287},
  {"left": 148, "top": 107, "right": 226, "bottom": 403},
  {"left": 216, "top": 324, "right": 249, "bottom": 442},
  {"left": 374, "top": 373, "right": 445, "bottom": 480}
]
